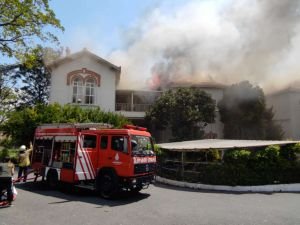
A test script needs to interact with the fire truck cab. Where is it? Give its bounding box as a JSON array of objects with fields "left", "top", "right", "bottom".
[{"left": 31, "top": 123, "right": 156, "bottom": 198}]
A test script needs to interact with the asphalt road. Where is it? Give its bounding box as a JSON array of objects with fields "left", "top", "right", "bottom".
[{"left": 1, "top": 179, "right": 300, "bottom": 225}]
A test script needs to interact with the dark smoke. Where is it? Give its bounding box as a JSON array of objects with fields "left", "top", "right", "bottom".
[{"left": 110, "top": 0, "right": 300, "bottom": 92}]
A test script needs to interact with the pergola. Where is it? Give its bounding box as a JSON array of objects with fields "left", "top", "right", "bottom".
[
  {"left": 157, "top": 139, "right": 300, "bottom": 181},
  {"left": 158, "top": 139, "right": 299, "bottom": 151}
]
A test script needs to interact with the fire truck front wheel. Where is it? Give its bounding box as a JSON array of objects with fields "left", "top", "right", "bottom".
[
  {"left": 47, "top": 169, "right": 58, "bottom": 189},
  {"left": 130, "top": 186, "right": 142, "bottom": 194},
  {"left": 96, "top": 171, "right": 119, "bottom": 199}
]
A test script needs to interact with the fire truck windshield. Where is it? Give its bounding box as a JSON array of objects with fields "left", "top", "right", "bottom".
[{"left": 131, "top": 135, "right": 154, "bottom": 156}]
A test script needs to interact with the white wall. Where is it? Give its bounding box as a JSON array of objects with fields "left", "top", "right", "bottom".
[
  {"left": 49, "top": 55, "right": 117, "bottom": 112},
  {"left": 288, "top": 92, "right": 300, "bottom": 139},
  {"left": 267, "top": 92, "right": 292, "bottom": 139}
]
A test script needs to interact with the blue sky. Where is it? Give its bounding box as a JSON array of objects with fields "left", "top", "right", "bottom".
[
  {"left": 2, "top": 0, "right": 189, "bottom": 64},
  {"left": 49, "top": 0, "right": 189, "bottom": 56},
  {"left": 3, "top": 0, "right": 300, "bottom": 91}
]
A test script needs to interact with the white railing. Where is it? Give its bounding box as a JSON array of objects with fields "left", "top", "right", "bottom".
[
  {"left": 116, "top": 103, "right": 131, "bottom": 111},
  {"left": 116, "top": 103, "right": 152, "bottom": 112}
]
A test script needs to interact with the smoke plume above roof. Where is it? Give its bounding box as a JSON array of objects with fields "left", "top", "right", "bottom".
[{"left": 109, "top": 0, "right": 300, "bottom": 92}]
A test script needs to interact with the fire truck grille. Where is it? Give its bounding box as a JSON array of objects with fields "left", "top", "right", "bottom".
[{"left": 134, "top": 163, "right": 155, "bottom": 174}]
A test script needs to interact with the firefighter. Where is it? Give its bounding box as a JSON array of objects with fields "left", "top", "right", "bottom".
[
  {"left": 0, "top": 157, "right": 15, "bottom": 206},
  {"left": 17, "top": 143, "right": 32, "bottom": 182}
]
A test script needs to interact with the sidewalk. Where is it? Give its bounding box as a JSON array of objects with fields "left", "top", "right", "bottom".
[{"left": 156, "top": 176, "right": 300, "bottom": 192}]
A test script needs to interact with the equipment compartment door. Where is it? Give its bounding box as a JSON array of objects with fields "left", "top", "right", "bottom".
[{"left": 74, "top": 133, "right": 97, "bottom": 181}]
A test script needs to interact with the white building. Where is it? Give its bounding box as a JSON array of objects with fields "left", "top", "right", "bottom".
[
  {"left": 48, "top": 48, "right": 121, "bottom": 111},
  {"left": 48, "top": 49, "right": 225, "bottom": 142},
  {"left": 267, "top": 87, "right": 300, "bottom": 140}
]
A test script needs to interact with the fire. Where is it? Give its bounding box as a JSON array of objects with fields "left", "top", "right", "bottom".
[{"left": 147, "top": 73, "right": 163, "bottom": 90}]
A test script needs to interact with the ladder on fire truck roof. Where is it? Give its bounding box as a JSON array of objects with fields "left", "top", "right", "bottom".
[{"left": 38, "top": 123, "right": 114, "bottom": 130}]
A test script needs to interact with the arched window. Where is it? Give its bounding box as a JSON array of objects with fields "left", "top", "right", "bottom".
[
  {"left": 72, "top": 77, "right": 84, "bottom": 103},
  {"left": 85, "top": 78, "right": 96, "bottom": 104}
]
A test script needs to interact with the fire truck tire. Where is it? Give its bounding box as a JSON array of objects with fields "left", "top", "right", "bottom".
[
  {"left": 47, "top": 169, "right": 58, "bottom": 189},
  {"left": 130, "top": 186, "right": 142, "bottom": 194},
  {"left": 96, "top": 171, "right": 119, "bottom": 199}
]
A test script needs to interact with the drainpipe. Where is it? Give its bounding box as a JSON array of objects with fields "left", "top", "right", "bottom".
[{"left": 131, "top": 91, "right": 134, "bottom": 111}]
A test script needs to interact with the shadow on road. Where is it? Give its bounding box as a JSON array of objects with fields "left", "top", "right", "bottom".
[{"left": 14, "top": 180, "right": 150, "bottom": 207}]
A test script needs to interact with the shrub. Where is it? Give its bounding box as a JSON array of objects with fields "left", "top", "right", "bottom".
[
  {"left": 0, "top": 148, "right": 9, "bottom": 161},
  {"left": 158, "top": 144, "right": 300, "bottom": 186},
  {"left": 293, "top": 143, "right": 300, "bottom": 153},
  {"left": 207, "top": 149, "right": 221, "bottom": 162},
  {"left": 0, "top": 148, "right": 18, "bottom": 163},
  {"left": 153, "top": 144, "right": 162, "bottom": 156},
  {"left": 223, "top": 149, "right": 251, "bottom": 164},
  {"left": 1, "top": 103, "right": 130, "bottom": 146},
  {"left": 280, "top": 144, "right": 299, "bottom": 161},
  {"left": 0, "top": 138, "right": 14, "bottom": 149},
  {"left": 256, "top": 145, "right": 280, "bottom": 162}
]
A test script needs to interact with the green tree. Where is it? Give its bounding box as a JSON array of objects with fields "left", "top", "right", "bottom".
[
  {"left": 264, "top": 107, "right": 284, "bottom": 140},
  {"left": 146, "top": 87, "right": 216, "bottom": 141},
  {"left": 218, "top": 81, "right": 283, "bottom": 140},
  {"left": 0, "top": 64, "right": 20, "bottom": 124},
  {"left": 1, "top": 106, "right": 38, "bottom": 146},
  {"left": 1, "top": 103, "right": 129, "bottom": 146},
  {"left": 0, "top": 0, "right": 64, "bottom": 64},
  {"left": 13, "top": 46, "right": 62, "bottom": 107}
]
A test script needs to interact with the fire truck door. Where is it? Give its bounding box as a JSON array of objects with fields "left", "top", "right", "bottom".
[
  {"left": 75, "top": 133, "right": 97, "bottom": 180},
  {"left": 107, "top": 135, "right": 130, "bottom": 177},
  {"left": 98, "top": 135, "right": 109, "bottom": 167}
]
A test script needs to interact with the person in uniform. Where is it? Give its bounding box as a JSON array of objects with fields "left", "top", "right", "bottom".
[{"left": 18, "top": 143, "right": 32, "bottom": 182}]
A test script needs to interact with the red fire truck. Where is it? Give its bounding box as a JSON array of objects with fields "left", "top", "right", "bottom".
[{"left": 31, "top": 123, "right": 156, "bottom": 198}]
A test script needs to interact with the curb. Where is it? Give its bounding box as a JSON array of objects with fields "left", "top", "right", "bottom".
[{"left": 155, "top": 176, "right": 300, "bottom": 192}]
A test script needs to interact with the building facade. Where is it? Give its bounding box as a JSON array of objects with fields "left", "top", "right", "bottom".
[
  {"left": 48, "top": 49, "right": 121, "bottom": 111},
  {"left": 48, "top": 49, "right": 226, "bottom": 142},
  {"left": 267, "top": 87, "right": 300, "bottom": 140}
]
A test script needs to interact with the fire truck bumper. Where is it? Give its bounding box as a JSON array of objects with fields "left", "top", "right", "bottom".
[{"left": 122, "top": 174, "right": 155, "bottom": 189}]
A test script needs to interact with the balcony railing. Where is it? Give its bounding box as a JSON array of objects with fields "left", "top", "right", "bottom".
[
  {"left": 116, "top": 103, "right": 131, "bottom": 111},
  {"left": 69, "top": 103, "right": 99, "bottom": 109},
  {"left": 116, "top": 103, "right": 152, "bottom": 112}
]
